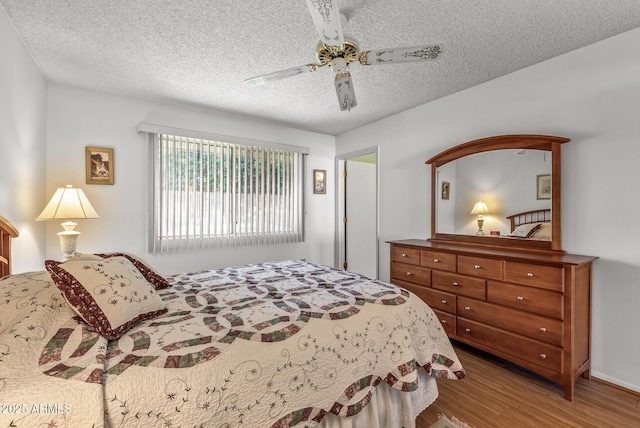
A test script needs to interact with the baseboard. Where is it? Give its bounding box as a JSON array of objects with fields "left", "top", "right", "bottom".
[{"left": 591, "top": 373, "right": 640, "bottom": 397}]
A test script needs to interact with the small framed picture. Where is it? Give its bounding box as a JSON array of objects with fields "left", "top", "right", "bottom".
[
  {"left": 536, "top": 174, "right": 551, "bottom": 199},
  {"left": 441, "top": 181, "right": 450, "bottom": 200},
  {"left": 86, "top": 146, "right": 114, "bottom": 185},
  {"left": 313, "top": 169, "right": 326, "bottom": 194}
]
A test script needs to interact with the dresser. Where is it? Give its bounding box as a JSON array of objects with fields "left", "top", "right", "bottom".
[{"left": 388, "top": 239, "right": 597, "bottom": 400}]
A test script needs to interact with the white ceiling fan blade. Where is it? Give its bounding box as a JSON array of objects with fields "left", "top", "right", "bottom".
[
  {"left": 305, "top": 0, "right": 344, "bottom": 47},
  {"left": 360, "top": 44, "right": 443, "bottom": 65},
  {"left": 334, "top": 72, "right": 356, "bottom": 111},
  {"left": 245, "top": 64, "right": 321, "bottom": 86}
]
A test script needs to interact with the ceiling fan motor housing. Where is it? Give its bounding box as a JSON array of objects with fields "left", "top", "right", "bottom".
[{"left": 317, "top": 40, "right": 360, "bottom": 68}]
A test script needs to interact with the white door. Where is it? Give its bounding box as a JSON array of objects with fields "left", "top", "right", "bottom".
[{"left": 344, "top": 159, "right": 377, "bottom": 278}]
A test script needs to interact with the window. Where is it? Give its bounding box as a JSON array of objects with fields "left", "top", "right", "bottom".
[{"left": 149, "top": 132, "right": 306, "bottom": 252}]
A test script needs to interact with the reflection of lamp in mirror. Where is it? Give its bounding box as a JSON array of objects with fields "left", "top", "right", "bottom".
[
  {"left": 36, "top": 185, "right": 100, "bottom": 261},
  {"left": 470, "top": 201, "right": 490, "bottom": 235}
]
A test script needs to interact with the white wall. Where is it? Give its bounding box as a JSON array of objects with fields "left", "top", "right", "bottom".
[
  {"left": 0, "top": 6, "right": 47, "bottom": 272},
  {"left": 45, "top": 85, "right": 336, "bottom": 274},
  {"left": 336, "top": 28, "right": 640, "bottom": 392}
]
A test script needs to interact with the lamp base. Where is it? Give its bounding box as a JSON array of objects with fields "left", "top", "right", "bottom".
[
  {"left": 476, "top": 218, "right": 485, "bottom": 235},
  {"left": 58, "top": 231, "right": 80, "bottom": 261}
]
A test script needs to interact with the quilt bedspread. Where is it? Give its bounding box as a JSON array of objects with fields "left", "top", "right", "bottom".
[
  {"left": 0, "top": 271, "right": 106, "bottom": 428},
  {"left": 0, "top": 260, "right": 464, "bottom": 428}
]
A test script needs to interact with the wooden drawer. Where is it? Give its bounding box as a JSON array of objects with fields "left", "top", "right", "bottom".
[
  {"left": 433, "top": 271, "right": 486, "bottom": 300},
  {"left": 415, "top": 287, "right": 456, "bottom": 314},
  {"left": 391, "top": 245, "right": 420, "bottom": 266},
  {"left": 420, "top": 249, "right": 456, "bottom": 272},
  {"left": 395, "top": 279, "right": 431, "bottom": 305},
  {"left": 391, "top": 262, "right": 431, "bottom": 286},
  {"left": 487, "top": 281, "right": 563, "bottom": 320},
  {"left": 432, "top": 309, "right": 456, "bottom": 336},
  {"left": 457, "top": 318, "right": 562, "bottom": 374},
  {"left": 504, "top": 261, "right": 564, "bottom": 292},
  {"left": 458, "top": 297, "right": 563, "bottom": 346},
  {"left": 458, "top": 255, "right": 503, "bottom": 281}
]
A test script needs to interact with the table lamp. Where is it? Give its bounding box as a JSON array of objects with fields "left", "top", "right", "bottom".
[
  {"left": 470, "top": 201, "right": 489, "bottom": 235},
  {"left": 36, "top": 185, "right": 100, "bottom": 261}
]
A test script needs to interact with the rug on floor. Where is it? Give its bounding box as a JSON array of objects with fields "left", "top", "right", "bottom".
[{"left": 429, "top": 414, "right": 474, "bottom": 428}]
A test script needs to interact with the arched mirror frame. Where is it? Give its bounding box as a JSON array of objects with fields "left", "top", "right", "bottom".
[{"left": 426, "top": 134, "right": 570, "bottom": 254}]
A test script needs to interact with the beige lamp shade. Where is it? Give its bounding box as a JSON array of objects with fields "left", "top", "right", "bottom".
[
  {"left": 470, "top": 201, "right": 489, "bottom": 216},
  {"left": 36, "top": 185, "right": 99, "bottom": 261},
  {"left": 36, "top": 185, "right": 99, "bottom": 222}
]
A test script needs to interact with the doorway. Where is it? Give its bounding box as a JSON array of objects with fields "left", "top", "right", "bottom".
[{"left": 335, "top": 147, "right": 379, "bottom": 279}]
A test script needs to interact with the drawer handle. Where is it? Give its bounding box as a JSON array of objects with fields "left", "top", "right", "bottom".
[
  {"left": 474, "top": 264, "right": 481, "bottom": 269},
  {"left": 433, "top": 258, "right": 439, "bottom": 263},
  {"left": 441, "top": 299, "right": 447, "bottom": 304},
  {"left": 452, "top": 282, "right": 459, "bottom": 286},
  {"left": 464, "top": 306, "right": 471, "bottom": 311},
  {"left": 539, "top": 327, "right": 547, "bottom": 333},
  {"left": 527, "top": 272, "right": 534, "bottom": 277},
  {"left": 465, "top": 328, "right": 472, "bottom": 333},
  {"left": 406, "top": 272, "right": 413, "bottom": 276},
  {"left": 539, "top": 353, "right": 547, "bottom": 360},
  {"left": 441, "top": 319, "right": 447, "bottom": 324},
  {"left": 401, "top": 253, "right": 408, "bottom": 257},
  {"left": 517, "top": 296, "right": 524, "bottom": 301}
]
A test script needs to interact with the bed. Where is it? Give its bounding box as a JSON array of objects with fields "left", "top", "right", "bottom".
[
  {"left": 0, "top": 215, "right": 19, "bottom": 277},
  {"left": 0, "top": 217, "right": 464, "bottom": 428},
  {"left": 505, "top": 208, "right": 552, "bottom": 240}
]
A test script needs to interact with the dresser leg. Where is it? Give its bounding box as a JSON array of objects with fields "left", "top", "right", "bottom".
[{"left": 563, "top": 380, "right": 575, "bottom": 401}]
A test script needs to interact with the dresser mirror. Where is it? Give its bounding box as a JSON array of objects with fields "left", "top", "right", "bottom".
[{"left": 426, "top": 135, "right": 569, "bottom": 253}]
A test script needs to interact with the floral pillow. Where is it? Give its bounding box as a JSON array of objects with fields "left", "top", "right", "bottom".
[
  {"left": 45, "top": 256, "right": 167, "bottom": 339},
  {"left": 75, "top": 252, "right": 171, "bottom": 290},
  {"left": 530, "top": 222, "right": 552, "bottom": 240},
  {"left": 508, "top": 223, "right": 542, "bottom": 238}
]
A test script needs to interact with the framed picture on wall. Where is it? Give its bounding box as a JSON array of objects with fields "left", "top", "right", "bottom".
[
  {"left": 536, "top": 174, "right": 551, "bottom": 199},
  {"left": 86, "top": 146, "right": 114, "bottom": 185},
  {"left": 313, "top": 169, "right": 326, "bottom": 194},
  {"left": 441, "top": 181, "right": 450, "bottom": 200}
]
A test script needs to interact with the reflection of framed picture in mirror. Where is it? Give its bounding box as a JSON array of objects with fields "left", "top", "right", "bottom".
[
  {"left": 536, "top": 174, "right": 551, "bottom": 199},
  {"left": 86, "top": 146, "right": 114, "bottom": 185},
  {"left": 313, "top": 169, "right": 326, "bottom": 194},
  {"left": 441, "top": 181, "right": 450, "bottom": 200}
]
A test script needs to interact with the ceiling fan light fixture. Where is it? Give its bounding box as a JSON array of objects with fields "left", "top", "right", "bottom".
[{"left": 330, "top": 57, "right": 348, "bottom": 74}]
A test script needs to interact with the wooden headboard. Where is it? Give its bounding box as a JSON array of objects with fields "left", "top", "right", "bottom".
[
  {"left": 506, "top": 209, "right": 551, "bottom": 232},
  {"left": 0, "top": 215, "right": 19, "bottom": 278}
]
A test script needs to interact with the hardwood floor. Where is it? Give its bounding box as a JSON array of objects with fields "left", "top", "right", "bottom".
[{"left": 416, "top": 342, "right": 640, "bottom": 428}]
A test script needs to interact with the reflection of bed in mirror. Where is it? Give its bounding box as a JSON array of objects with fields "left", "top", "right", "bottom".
[{"left": 505, "top": 208, "right": 551, "bottom": 240}]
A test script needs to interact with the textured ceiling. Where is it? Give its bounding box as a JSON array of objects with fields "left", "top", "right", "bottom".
[{"left": 3, "top": 1, "right": 640, "bottom": 135}]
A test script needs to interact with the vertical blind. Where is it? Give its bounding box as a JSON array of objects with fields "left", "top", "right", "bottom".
[{"left": 151, "top": 133, "right": 305, "bottom": 252}]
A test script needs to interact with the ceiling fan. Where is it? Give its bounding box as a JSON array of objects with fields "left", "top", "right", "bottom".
[{"left": 245, "top": 0, "right": 443, "bottom": 111}]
